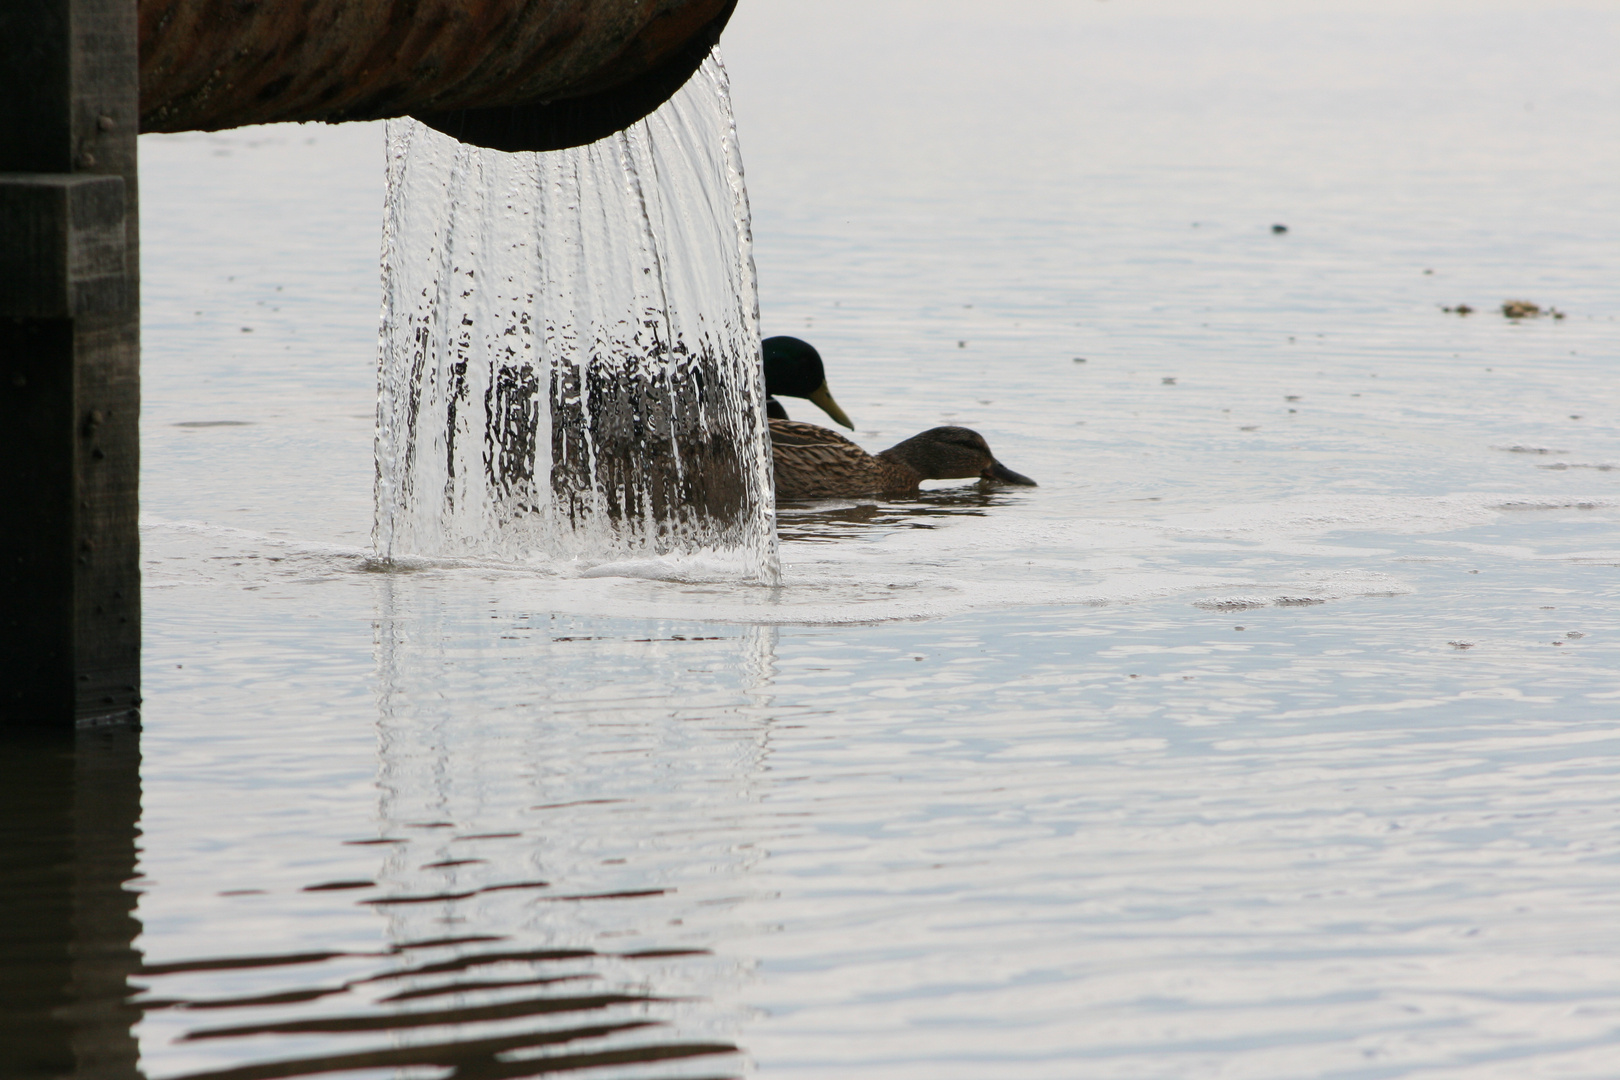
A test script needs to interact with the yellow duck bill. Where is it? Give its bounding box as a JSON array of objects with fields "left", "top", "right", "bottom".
[{"left": 808, "top": 382, "right": 854, "bottom": 430}]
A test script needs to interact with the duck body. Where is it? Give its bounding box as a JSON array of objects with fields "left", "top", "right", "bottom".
[
  {"left": 769, "top": 420, "right": 909, "bottom": 500},
  {"left": 770, "top": 419, "right": 1036, "bottom": 500}
]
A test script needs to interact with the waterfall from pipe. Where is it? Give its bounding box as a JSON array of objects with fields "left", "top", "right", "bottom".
[{"left": 375, "top": 51, "right": 777, "bottom": 583}]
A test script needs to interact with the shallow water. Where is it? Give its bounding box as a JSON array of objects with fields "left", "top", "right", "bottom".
[{"left": 27, "top": 2, "right": 1620, "bottom": 1077}]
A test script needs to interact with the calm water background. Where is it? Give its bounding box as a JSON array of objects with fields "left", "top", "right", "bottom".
[{"left": 126, "top": 1, "right": 1620, "bottom": 1076}]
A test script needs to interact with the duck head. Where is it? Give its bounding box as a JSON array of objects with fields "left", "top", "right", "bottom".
[
  {"left": 762, "top": 336, "right": 853, "bottom": 429},
  {"left": 880, "top": 426, "right": 1037, "bottom": 487}
]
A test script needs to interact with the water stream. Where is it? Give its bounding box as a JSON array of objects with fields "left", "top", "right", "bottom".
[{"left": 375, "top": 52, "right": 777, "bottom": 583}]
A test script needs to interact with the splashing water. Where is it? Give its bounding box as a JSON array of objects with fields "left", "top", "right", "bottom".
[{"left": 376, "top": 51, "right": 777, "bottom": 583}]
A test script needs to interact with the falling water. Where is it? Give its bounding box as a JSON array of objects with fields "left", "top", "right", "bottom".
[{"left": 375, "top": 51, "right": 777, "bottom": 582}]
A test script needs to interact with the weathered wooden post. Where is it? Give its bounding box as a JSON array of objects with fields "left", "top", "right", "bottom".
[{"left": 1, "top": 0, "right": 142, "bottom": 728}]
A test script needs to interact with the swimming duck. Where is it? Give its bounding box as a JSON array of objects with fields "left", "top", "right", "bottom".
[
  {"left": 770, "top": 419, "right": 1036, "bottom": 500},
  {"left": 763, "top": 336, "right": 853, "bottom": 429}
]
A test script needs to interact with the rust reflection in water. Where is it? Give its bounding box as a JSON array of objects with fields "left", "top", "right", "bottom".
[
  {"left": 134, "top": 909, "right": 740, "bottom": 1080},
  {"left": 0, "top": 724, "right": 739, "bottom": 1080}
]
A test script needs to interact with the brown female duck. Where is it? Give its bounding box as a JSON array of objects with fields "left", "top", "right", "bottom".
[{"left": 770, "top": 419, "right": 1036, "bottom": 500}]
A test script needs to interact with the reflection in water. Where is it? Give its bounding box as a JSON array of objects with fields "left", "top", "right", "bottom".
[
  {"left": 136, "top": 938, "right": 735, "bottom": 1079},
  {"left": 0, "top": 725, "right": 145, "bottom": 1080},
  {"left": 775, "top": 483, "right": 1016, "bottom": 543},
  {"left": 174, "top": 571, "right": 775, "bottom": 1079},
  {"left": 86, "top": 575, "right": 781, "bottom": 1078}
]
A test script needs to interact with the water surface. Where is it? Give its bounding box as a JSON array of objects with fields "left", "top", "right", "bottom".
[{"left": 107, "top": 2, "right": 1620, "bottom": 1077}]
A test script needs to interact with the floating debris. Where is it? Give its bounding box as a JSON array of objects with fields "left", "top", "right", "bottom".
[
  {"left": 1271, "top": 224, "right": 1288, "bottom": 234},
  {"left": 1162, "top": 376, "right": 1177, "bottom": 385},
  {"left": 1072, "top": 357, "right": 1087, "bottom": 364},
  {"left": 1448, "top": 641, "right": 1475, "bottom": 650},
  {"left": 1501, "top": 299, "right": 1565, "bottom": 319},
  {"left": 1441, "top": 300, "right": 1564, "bottom": 319}
]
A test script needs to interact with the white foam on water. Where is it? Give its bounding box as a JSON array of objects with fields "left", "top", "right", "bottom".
[{"left": 376, "top": 51, "right": 778, "bottom": 584}]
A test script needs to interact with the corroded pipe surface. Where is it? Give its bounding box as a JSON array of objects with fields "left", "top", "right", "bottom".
[
  {"left": 139, "top": 0, "right": 731, "bottom": 134},
  {"left": 413, "top": 0, "right": 733, "bottom": 152}
]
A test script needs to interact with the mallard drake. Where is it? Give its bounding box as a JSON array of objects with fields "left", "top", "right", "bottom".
[
  {"left": 763, "top": 336, "right": 853, "bottom": 429},
  {"left": 770, "top": 419, "right": 1036, "bottom": 500}
]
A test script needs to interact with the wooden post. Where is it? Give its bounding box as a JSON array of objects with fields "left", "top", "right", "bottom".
[{"left": 0, "top": 0, "right": 141, "bottom": 728}]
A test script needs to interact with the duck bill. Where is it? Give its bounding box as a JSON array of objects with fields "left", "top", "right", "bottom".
[
  {"left": 808, "top": 382, "right": 855, "bottom": 429},
  {"left": 984, "top": 460, "right": 1037, "bottom": 486}
]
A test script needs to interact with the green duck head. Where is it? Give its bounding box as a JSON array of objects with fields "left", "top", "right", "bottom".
[
  {"left": 762, "top": 336, "right": 853, "bottom": 429},
  {"left": 880, "top": 426, "right": 1037, "bottom": 487}
]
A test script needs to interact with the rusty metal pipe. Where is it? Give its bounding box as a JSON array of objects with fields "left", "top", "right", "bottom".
[{"left": 139, "top": 0, "right": 736, "bottom": 151}]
